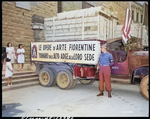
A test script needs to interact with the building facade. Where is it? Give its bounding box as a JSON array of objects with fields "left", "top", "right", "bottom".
[
  {"left": 2, "top": 1, "right": 57, "bottom": 63},
  {"left": 59, "top": 1, "right": 143, "bottom": 25}
]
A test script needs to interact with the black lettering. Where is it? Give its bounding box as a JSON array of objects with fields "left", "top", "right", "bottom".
[
  {"left": 69, "top": 44, "right": 72, "bottom": 51},
  {"left": 49, "top": 55, "right": 54, "bottom": 59},
  {"left": 39, "top": 45, "right": 42, "bottom": 51},
  {"left": 93, "top": 44, "right": 95, "bottom": 51},
  {"left": 39, "top": 53, "right": 48, "bottom": 58},
  {"left": 89, "top": 44, "right": 92, "bottom": 51},
  {"left": 43, "top": 45, "right": 52, "bottom": 50},
  {"left": 56, "top": 44, "right": 66, "bottom": 50},
  {"left": 69, "top": 44, "right": 95, "bottom": 51},
  {"left": 53, "top": 46, "right": 55, "bottom": 51},
  {"left": 61, "top": 53, "right": 68, "bottom": 59},
  {"left": 72, "top": 54, "right": 82, "bottom": 60},
  {"left": 54, "top": 53, "right": 59, "bottom": 59},
  {"left": 84, "top": 54, "right": 94, "bottom": 61},
  {"left": 81, "top": 44, "right": 84, "bottom": 51}
]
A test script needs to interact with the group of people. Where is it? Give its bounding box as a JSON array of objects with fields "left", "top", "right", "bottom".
[{"left": 3, "top": 42, "right": 25, "bottom": 87}]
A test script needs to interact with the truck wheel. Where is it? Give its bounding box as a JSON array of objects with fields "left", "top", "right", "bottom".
[
  {"left": 56, "top": 70, "right": 73, "bottom": 90},
  {"left": 79, "top": 79, "right": 95, "bottom": 85},
  {"left": 39, "top": 68, "right": 54, "bottom": 87},
  {"left": 49, "top": 68, "right": 57, "bottom": 86},
  {"left": 70, "top": 79, "right": 78, "bottom": 89},
  {"left": 140, "top": 75, "right": 149, "bottom": 100}
]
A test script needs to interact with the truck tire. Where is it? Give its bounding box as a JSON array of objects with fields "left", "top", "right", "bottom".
[
  {"left": 56, "top": 70, "right": 73, "bottom": 90},
  {"left": 39, "top": 68, "right": 54, "bottom": 87},
  {"left": 140, "top": 75, "right": 149, "bottom": 100},
  {"left": 79, "top": 79, "right": 95, "bottom": 85},
  {"left": 70, "top": 79, "right": 78, "bottom": 89},
  {"left": 49, "top": 68, "right": 57, "bottom": 86}
]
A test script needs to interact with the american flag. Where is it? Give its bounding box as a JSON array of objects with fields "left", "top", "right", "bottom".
[{"left": 122, "top": 8, "right": 132, "bottom": 44}]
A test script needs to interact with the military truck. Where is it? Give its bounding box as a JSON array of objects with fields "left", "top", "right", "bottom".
[
  {"left": 31, "top": 7, "right": 149, "bottom": 100},
  {"left": 30, "top": 38, "right": 149, "bottom": 100}
]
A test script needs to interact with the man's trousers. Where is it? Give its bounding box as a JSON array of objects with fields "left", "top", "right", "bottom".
[{"left": 99, "top": 66, "right": 112, "bottom": 92}]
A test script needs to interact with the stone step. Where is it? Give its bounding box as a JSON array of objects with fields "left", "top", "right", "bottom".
[
  {"left": 2, "top": 69, "right": 39, "bottom": 92},
  {"left": 2, "top": 77, "right": 39, "bottom": 86},
  {"left": 2, "top": 80, "right": 40, "bottom": 92},
  {"left": 2, "top": 73, "right": 38, "bottom": 80},
  {"left": 2, "top": 70, "right": 36, "bottom": 77}
]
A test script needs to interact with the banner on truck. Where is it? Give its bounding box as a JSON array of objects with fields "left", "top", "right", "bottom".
[{"left": 31, "top": 41, "right": 101, "bottom": 65}]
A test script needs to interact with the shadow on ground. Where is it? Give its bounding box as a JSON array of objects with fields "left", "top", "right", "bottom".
[{"left": 2, "top": 103, "right": 23, "bottom": 117}]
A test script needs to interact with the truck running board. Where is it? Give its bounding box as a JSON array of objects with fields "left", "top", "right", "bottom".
[
  {"left": 110, "top": 75, "right": 131, "bottom": 84},
  {"left": 111, "top": 78, "right": 131, "bottom": 84}
]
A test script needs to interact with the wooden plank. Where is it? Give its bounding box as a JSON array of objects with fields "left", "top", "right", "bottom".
[
  {"left": 53, "top": 17, "right": 55, "bottom": 41},
  {"left": 103, "top": 20, "right": 106, "bottom": 40},
  {"left": 107, "top": 20, "right": 109, "bottom": 39},
  {"left": 45, "top": 16, "right": 98, "bottom": 26},
  {"left": 110, "top": 20, "right": 113, "bottom": 39},
  {"left": 45, "top": 34, "right": 98, "bottom": 41},
  {"left": 45, "top": 22, "right": 98, "bottom": 30},
  {"left": 45, "top": 31, "right": 97, "bottom": 37},
  {"left": 97, "top": 14, "right": 100, "bottom": 39}
]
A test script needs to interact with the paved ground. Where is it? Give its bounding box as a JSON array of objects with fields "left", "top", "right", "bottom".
[{"left": 2, "top": 81, "right": 149, "bottom": 117}]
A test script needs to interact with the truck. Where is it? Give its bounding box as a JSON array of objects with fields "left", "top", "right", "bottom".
[
  {"left": 31, "top": 39, "right": 149, "bottom": 100},
  {"left": 31, "top": 7, "right": 149, "bottom": 100}
]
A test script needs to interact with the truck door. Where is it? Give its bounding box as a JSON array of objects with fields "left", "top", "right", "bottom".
[{"left": 110, "top": 50, "right": 130, "bottom": 75}]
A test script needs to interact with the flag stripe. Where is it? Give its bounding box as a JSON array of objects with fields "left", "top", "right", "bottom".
[{"left": 122, "top": 8, "right": 131, "bottom": 44}]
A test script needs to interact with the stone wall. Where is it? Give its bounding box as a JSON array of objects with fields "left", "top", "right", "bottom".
[
  {"left": 61, "top": 1, "right": 143, "bottom": 25},
  {"left": 62, "top": 1, "right": 82, "bottom": 12},
  {"left": 2, "top": 1, "right": 57, "bottom": 63},
  {"left": 60, "top": 1, "right": 128, "bottom": 24},
  {"left": 91, "top": 2, "right": 128, "bottom": 25}
]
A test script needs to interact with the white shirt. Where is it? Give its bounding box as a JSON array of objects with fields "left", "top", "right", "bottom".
[
  {"left": 17, "top": 48, "right": 25, "bottom": 63},
  {"left": 5, "top": 62, "right": 13, "bottom": 78},
  {"left": 6, "top": 47, "right": 15, "bottom": 54}
]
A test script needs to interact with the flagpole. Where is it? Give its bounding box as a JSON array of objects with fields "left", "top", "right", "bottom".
[{"left": 129, "top": 1, "right": 131, "bottom": 31}]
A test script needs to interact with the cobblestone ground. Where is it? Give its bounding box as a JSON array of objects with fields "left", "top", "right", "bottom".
[{"left": 2, "top": 81, "right": 149, "bottom": 117}]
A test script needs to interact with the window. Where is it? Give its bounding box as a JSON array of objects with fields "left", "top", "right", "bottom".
[
  {"left": 141, "top": 15, "right": 143, "bottom": 23},
  {"left": 58, "top": 1, "right": 62, "bottom": 13},
  {"left": 30, "top": 2, "right": 39, "bottom": 7},
  {"left": 132, "top": 10, "right": 134, "bottom": 20},
  {"left": 82, "top": 1, "right": 94, "bottom": 9},
  {"left": 16, "top": 2, "right": 30, "bottom": 10},
  {"left": 136, "top": 13, "right": 139, "bottom": 22}
]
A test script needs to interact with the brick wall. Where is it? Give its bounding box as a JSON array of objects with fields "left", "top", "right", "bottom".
[{"left": 2, "top": 1, "right": 57, "bottom": 63}]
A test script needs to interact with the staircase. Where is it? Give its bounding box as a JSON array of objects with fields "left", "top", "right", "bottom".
[{"left": 2, "top": 64, "right": 40, "bottom": 92}]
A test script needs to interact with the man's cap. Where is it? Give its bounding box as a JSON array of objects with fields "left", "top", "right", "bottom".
[{"left": 101, "top": 44, "right": 107, "bottom": 49}]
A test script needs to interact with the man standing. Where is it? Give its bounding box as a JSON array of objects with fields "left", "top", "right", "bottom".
[{"left": 97, "top": 44, "right": 114, "bottom": 98}]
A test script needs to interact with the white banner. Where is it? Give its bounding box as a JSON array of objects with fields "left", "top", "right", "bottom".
[{"left": 31, "top": 41, "right": 101, "bottom": 65}]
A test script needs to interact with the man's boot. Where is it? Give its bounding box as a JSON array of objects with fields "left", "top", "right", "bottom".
[
  {"left": 97, "top": 91, "right": 104, "bottom": 96},
  {"left": 108, "top": 91, "right": 112, "bottom": 98}
]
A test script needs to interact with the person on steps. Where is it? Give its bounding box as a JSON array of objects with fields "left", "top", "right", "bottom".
[
  {"left": 17, "top": 44, "right": 25, "bottom": 71},
  {"left": 6, "top": 42, "right": 16, "bottom": 68},
  {"left": 5, "top": 58, "right": 14, "bottom": 87}
]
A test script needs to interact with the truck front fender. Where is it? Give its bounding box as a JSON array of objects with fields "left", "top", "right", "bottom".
[{"left": 132, "top": 65, "right": 149, "bottom": 80}]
